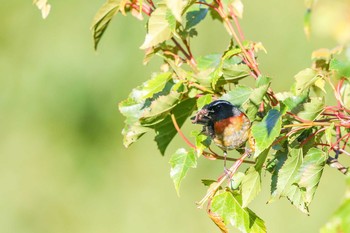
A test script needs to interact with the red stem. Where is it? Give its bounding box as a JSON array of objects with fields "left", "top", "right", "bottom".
[{"left": 171, "top": 114, "right": 196, "bottom": 149}]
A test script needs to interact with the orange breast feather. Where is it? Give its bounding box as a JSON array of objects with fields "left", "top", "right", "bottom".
[{"left": 214, "top": 113, "right": 244, "bottom": 134}]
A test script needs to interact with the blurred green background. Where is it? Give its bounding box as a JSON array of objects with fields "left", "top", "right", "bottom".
[{"left": 0, "top": 1, "right": 347, "bottom": 233}]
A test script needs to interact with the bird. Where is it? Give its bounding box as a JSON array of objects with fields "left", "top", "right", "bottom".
[{"left": 191, "top": 100, "right": 252, "bottom": 170}]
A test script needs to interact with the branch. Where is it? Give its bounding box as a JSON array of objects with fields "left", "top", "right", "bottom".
[{"left": 327, "top": 157, "right": 348, "bottom": 175}]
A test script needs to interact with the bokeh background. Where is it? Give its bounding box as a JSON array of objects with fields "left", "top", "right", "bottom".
[{"left": 0, "top": 1, "right": 347, "bottom": 233}]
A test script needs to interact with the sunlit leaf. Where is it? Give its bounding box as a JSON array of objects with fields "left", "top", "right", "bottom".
[
  {"left": 241, "top": 167, "right": 261, "bottom": 207},
  {"left": 252, "top": 109, "right": 282, "bottom": 155},
  {"left": 166, "top": 0, "right": 189, "bottom": 22},
  {"left": 294, "top": 68, "right": 323, "bottom": 95},
  {"left": 330, "top": 58, "right": 350, "bottom": 79},
  {"left": 245, "top": 79, "right": 270, "bottom": 121},
  {"left": 294, "top": 148, "right": 328, "bottom": 205},
  {"left": 211, "top": 191, "right": 266, "bottom": 233},
  {"left": 142, "top": 72, "right": 172, "bottom": 99},
  {"left": 140, "top": 6, "right": 173, "bottom": 49},
  {"left": 91, "top": 0, "right": 121, "bottom": 50},
  {"left": 33, "top": 0, "right": 51, "bottom": 19},
  {"left": 341, "top": 80, "right": 350, "bottom": 108},
  {"left": 140, "top": 91, "right": 181, "bottom": 125},
  {"left": 169, "top": 148, "right": 197, "bottom": 195},
  {"left": 221, "top": 85, "right": 253, "bottom": 107},
  {"left": 270, "top": 148, "right": 303, "bottom": 202},
  {"left": 294, "top": 97, "right": 324, "bottom": 121},
  {"left": 197, "top": 94, "right": 212, "bottom": 109}
]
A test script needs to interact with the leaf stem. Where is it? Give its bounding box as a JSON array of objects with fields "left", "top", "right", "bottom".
[{"left": 171, "top": 113, "right": 196, "bottom": 149}]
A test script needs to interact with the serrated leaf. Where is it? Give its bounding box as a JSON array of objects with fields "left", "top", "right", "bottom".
[
  {"left": 140, "top": 6, "right": 173, "bottom": 49},
  {"left": 252, "top": 109, "right": 282, "bottom": 155},
  {"left": 281, "top": 92, "right": 308, "bottom": 111},
  {"left": 294, "top": 148, "right": 327, "bottom": 205},
  {"left": 152, "top": 98, "right": 196, "bottom": 155},
  {"left": 166, "top": 0, "right": 189, "bottom": 22},
  {"left": 211, "top": 191, "right": 266, "bottom": 233},
  {"left": 169, "top": 148, "right": 197, "bottom": 195},
  {"left": 208, "top": 210, "right": 229, "bottom": 233},
  {"left": 142, "top": 72, "right": 172, "bottom": 99},
  {"left": 325, "top": 122, "right": 334, "bottom": 145},
  {"left": 245, "top": 81, "right": 270, "bottom": 121},
  {"left": 294, "top": 97, "right": 324, "bottom": 121},
  {"left": 330, "top": 58, "right": 350, "bottom": 79},
  {"left": 33, "top": 0, "right": 51, "bottom": 19},
  {"left": 270, "top": 148, "right": 303, "bottom": 201},
  {"left": 91, "top": 0, "right": 121, "bottom": 50},
  {"left": 294, "top": 68, "right": 322, "bottom": 95},
  {"left": 140, "top": 91, "right": 181, "bottom": 125},
  {"left": 197, "top": 54, "right": 221, "bottom": 70},
  {"left": 121, "top": 123, "right": 149, "bottom": 147},
  {"left": 341, "top": 80, "right": 350, "bottom": 108},
  {"left": 286, "top": 184, "right": 308, "bottom": 214},
  {"left": 221, "top": 85, "right": 253, "bottom": 107},
  {"left": 221, "top": 63, "right": 250, "bottom": 81},
  {"left": 185, "top": 7, "right": 208, "bottom": 29},
  {"left": 241, "top": 167, "right": 261, "bottom": 207},
  {"left": 197, "top": 94, "right": 212, "bottom": 109}
]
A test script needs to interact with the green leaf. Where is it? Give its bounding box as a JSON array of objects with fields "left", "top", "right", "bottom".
[
  {"left": 325, "top": 122, "right": 334, "bottom": 145},
  {"left": 152, "top": 98, "right": 196, "bottom": 155},
  {"left": 121, "top": 123, "right": 149, "bottom": 148},
  {"left": 169, "top": 148, "right": 197, "bottom": 195},
  {"left": 294, "top": 68, "right": 322, "bottom": 95},
  {"left": 294, "top": 97, "right": 324, "bottom": 121},
  {"left": 142, "top": 72, "right": 173, "bottom": 99},
  {"left": 221, "top": 85, "right": 253, "bottom": 107},
  {"left": 295, "top": 69, "right": 319, "bottom": 93},
  {"left": 197, "top": 54, "right": 221, "bottom": 70},
  {"left": 211, "top": 191, "right": 266, "bottom": 233},
  {"left": 270, "top": 148, "right": 303, "bottom": 201},
  {"left": 185, "top": 7, "right": 208, "bottom": 29},
  {"left": 166, "top": 0, "right": 189, "bottom": 22},
  {"left": 245, "top": 81, "right": 270, "bottom": 121},
  {"left": 341, "top": 80, "right": 350, "bottom": 108},
  {"left": 140, "top": 6, "right": 173, "bottom": 49},
  {"left": 280, "top": 92, "right": 308, "bottom": 111},
  {"left": 119, "top": 97, "right": 148, "bottom": 147},
  {"left": 140, "top": 91, "right": 181, "bottom": 125},
  {"left": 241, "top": 167, "right": 261, "bottom": 207},
  {"left": 294, "top": 148, "right": 327, "bottom": 205},
  {"left": 222, "top": 63, "right": 250, "bottom": 80},
  {"left": 304, "top": 7, "right": 312, "bottom": 38},
  {"left": 251, "top": 109, "right": 282, "bottom": 155},
  {"left": 330, "top": 58, "right": 350, "bottom": 79},
  {"left": 91, "top": 0, "right": 121, "bottom": 50},
  {"left": 196, "top": 94, "right": 212, "bottom": 109}
]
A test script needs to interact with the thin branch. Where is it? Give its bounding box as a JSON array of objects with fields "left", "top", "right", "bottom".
[
  {"left": 327, "top": 157, "right": 348, "bottom": 175},
  {"left": 197, "top": 152, "right": 250, "bottom": 208},
  {"left": 171, "top": 113, "right": 196, "bottom": 149}
]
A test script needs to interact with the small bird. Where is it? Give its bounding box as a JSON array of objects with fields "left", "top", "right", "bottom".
[{"left": 191, "top": 100, "right": 252, "bottom": 169}]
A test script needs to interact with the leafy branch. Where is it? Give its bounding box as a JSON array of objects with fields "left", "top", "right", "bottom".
[{"left": 91, "top": 0, "right": 350, "bottom": 232}]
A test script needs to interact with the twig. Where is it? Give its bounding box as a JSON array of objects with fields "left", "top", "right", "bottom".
[
  {"left": 197, "top": 152, "right": 250, "bottom": 208},
  {"left": 171, "top": 113, "right": 196, "bottom": 149},
  {"left": 327, "top": 156, "right": 348, "bottom": 175}
]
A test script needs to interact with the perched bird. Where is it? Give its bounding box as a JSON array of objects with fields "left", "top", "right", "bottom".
[{"left": 191, "top": 100, "right": 252, "bottom": 168}]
